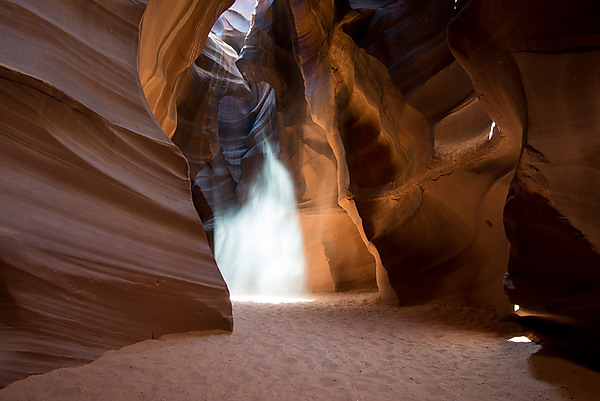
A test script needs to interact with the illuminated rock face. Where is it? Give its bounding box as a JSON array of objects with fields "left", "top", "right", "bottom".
[
  {"left": 185, "top": 0, "right": 598, "bottom": 314},
  {"left": 0, "top": 0, "right": 232, "bottom": 387},
  {"left": 176, "top": 0, "right": 520, "bottom": 303},
  {"left": 448, "top": 0, "right": 600, "bottom": 326},
  {"left": 278, "top": 0, "right": 519, "bottom": 305},
  {"left": 2, "top": 0, "right": 599, "bottom": 388},
  {"left": 181, "top": 0, "right": 378, "bottom": 292}
]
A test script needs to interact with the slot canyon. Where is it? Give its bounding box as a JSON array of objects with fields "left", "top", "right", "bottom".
[{"left": 1, "top": 0, "right": 599, "bottom": 399}]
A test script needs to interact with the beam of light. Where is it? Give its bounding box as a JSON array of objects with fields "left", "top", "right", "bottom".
[
  {"left": 230, "top": 295, "right": 313, "bottom": 304},
  {"left": 508, "top": 336, "right": 532, "bottom": 343},
  {"left": 214, "top": 142, "right": 307, "bottom": 298},
  {"left": 488, "top": 121, "right": 496, "bottom": 140}
]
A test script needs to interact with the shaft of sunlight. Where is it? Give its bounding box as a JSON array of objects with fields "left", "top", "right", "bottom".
[{"left": 214, "top": 142, "right": 307, "bottom": 297}]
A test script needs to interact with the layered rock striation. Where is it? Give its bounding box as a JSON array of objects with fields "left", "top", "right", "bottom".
[
  {"left": 281, "top": 0, "right": 519, "bottom": 305},
  {"left": 175, "top": 0, "right": 521, "bottom": 305},
  {"left": 3, "top": 0, "right": 599, "bottom": 388},
  {"left": 1, "top": 0, "right": 232, "bottom": 387},
  {"left": 176, "top": 0, "right": 377, "bottom": 292}
]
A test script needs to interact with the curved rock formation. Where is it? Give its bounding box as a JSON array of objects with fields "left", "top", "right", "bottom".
[
  {"left": 4, "top": 0, "right": 599, "bottom": 388},
  {"left": 176, "top": 0, "right": 377, "bottom": 292},
  {"left": 239, "top": 0, "right": 377, "bottom": 291},
  {"left": 448, "top": 0, "right": 600, "bottom": 326},
  {"left": 175, "top": 0, "right": 520, "bottom": 303},
  {"left": 172, "top": 32, "right": 251, "bottom": 178},
  {"left": 0, "top": 0, "right": 232, "bottom": 387},
  {"left": 282, "top": 0, "right": 519, "bottom": 305},
  {"left": 138, "top": 0, "right": 234, "bottom": 138}
]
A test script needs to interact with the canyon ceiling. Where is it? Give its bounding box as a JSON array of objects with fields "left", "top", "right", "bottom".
[{"left": 1, "top": 0, "right": 599, "bottom": 387}]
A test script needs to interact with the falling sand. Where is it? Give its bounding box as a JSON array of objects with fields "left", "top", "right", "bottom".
[{"left": 1, "top": 292, "right": 599, "bottom": 401}]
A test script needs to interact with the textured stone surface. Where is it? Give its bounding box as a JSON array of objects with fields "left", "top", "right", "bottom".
[
  {"left": 181, "top": 0, "right": 377, "bottom": 291},
  {"left": 172, "top": 32, "right": 251, "bottom": 178},
  {"left": 1, "top": 0, "right": 232, "bottom": 387},
  {"left": 3, "top": 0, "right": 599, "bottom": 388},
  {"left": 138, "top": 0, "right": 234, "bottom": 138},
  {"left": 280, "top": 0, "right": 519, "bottom": 305},
  {"left": 176, "top": 0, "right": 521, "bottom": 302},
  {"left": 448, "top": 0, "right": 600, "bottom": 326}
]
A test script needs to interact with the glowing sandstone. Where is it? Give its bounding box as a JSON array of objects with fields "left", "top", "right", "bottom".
[
  {"left": 181, "top": 0, "right": 378, "bottom": 292},
  {"left": 448, "top": 0, "right": 600, "bottom": 326},
  {"left": 280, "top": 0, "right": 519, "bottom": 305},
  {"left": 171, "top": 0, "right": 520, "bottom": 307},
  {"left": 2, "top": 0, "right": 600, "bottom": 389},
  {"left": 0, "top": 0, "right": 232, "bottom": 387}
]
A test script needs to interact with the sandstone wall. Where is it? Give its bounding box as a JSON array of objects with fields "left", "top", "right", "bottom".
[
  {"left": 448, "top": 0, "right": 600, "bottom": 326},
  {"left": 1, "top": 0, "right": 232, "bottom": 387}
]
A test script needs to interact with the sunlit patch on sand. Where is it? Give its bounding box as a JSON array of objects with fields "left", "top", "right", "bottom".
[
  {"left": 508, "top": 336, "right": 532, "bottom": 343},
  {"left": 230, "top": 295, "right": 313, "bottom": 304}
]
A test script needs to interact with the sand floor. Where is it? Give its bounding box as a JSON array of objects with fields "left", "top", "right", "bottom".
[{"left": 1, "top": 291, "right": 599, "bottom": 400}]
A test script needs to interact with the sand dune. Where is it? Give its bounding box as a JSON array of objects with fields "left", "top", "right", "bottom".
[{"left": 1, "top": 292, "right": 598, "bottom": 400}]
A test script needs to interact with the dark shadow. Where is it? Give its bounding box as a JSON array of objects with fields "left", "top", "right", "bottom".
[
  {"left": 528, "top": 343, "right": 600, "bottom": 399},
  {"left": 519, "top": 315, "right": 600, "bottom": 372}
]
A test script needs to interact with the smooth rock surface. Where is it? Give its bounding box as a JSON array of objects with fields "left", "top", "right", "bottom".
[
  {"left": 1, "top": 0, "right": 232, "bottom": 387},
  {"left": 283, "top": 0, "right": 519, "bottom": 306},
  {"left": 180, "top": 0, "right": 517, "bottom": 300},
  {"left": 179, "top": 0, "right": 377, "bottom": 291},
  {"left": 3, "top": 0, "right": 599, "bottom": 388},
  {"left": 448, "top": 0, "right": 600, "bottom": 326}
]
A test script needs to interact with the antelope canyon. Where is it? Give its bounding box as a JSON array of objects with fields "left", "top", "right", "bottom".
[{"left": 1, "top": 0, "right": 599, "bottom": 399}]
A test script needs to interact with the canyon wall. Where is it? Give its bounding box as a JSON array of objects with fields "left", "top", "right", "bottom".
[
  {"left": 2, "top": 0, "right": 599, "bottom": 388},
  {"left": 0, "top": 0, "right": 232, "bottom": 387},
  {"left": 448, "top": 0, "right": 600, "bottom": 327},
  {"left": 174, "top": 0, "right": 378, "bottom": 292},
  {"left": 175, "top": 0, "right": 520, "bottom": 304},
  {"left": 315, "top": 0, "right": 519, "bottom": 305}
]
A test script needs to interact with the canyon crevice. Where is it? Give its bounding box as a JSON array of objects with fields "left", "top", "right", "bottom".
[{"left": 1, "top": 0, "right": 599, "bottom": 387}]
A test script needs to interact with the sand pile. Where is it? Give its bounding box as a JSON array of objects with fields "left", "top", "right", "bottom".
[{"left": 1, "top": 292, "right": 598, "bottom": 400}]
